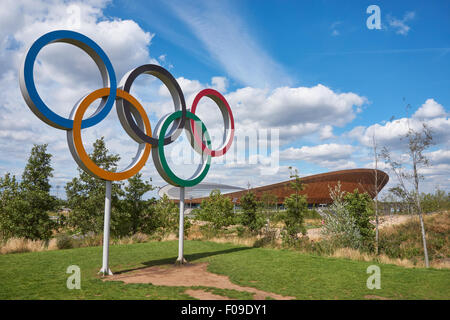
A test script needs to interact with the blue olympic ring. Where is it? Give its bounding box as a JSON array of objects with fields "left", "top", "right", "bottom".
[{"left": 19, "top": 30, "right": 117, "bottom": 130}]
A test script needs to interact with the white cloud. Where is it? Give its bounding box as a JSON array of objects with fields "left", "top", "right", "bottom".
[
  {"left": 155, "top": 79, "right": 366, "bottom": 146},
  {"left": 225, "top": 84, "right": 366, "bottom": 143},
  {"left": 281, "top": 144, "right": 355, "bottom": 161},
  {"left": 351, "top": 99, "right": 450, "bottom": 194},
  {"left": 348, "top": 100, "right": 450, "bottom": 149},
  {"left": 426, "top": 149, "right": 450, "bottom": 166},
  {"left": 280, "top": 144, "right": 356, "bottom": 170},
  {"left": 388, "top": 11, "right": 415, "bottom": 36},
  {"left": 413, "top": 98, "right": 447, "bottom": 119},
  {"left": 330, "top": 21, "right": 341, "bottom": 36},
  {"left": 319, "top": 125, "right": 334, "bottom": 140},
  {"left": 211, "top": 76, "right": 228, "bottom": 93}
]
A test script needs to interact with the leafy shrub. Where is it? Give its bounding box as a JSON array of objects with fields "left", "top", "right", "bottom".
[
  {"left": 239, "top": 192, "right": 265, "bottom": 233},
  {"left": 281, "top": 193, "right": 308, "bottom": 245},
  {"left": 154, "top": 195, "right": 179, "bottom": 236},
  {"left": 280, "top": 167, "right": 308, "bottom": 246},
  {"left": 321, "top": 183, "right": 363, "bottom": 250}
]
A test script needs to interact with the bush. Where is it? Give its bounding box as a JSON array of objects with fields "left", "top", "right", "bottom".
[
  {"left": 321, "top": 184, "right": 363, "bottom": 250},
  {"left": 195, "top": 190, "right": 235, "bottom": 230},
  {"left": 56, "top": 235, "right": 73, "bottom": 250}
]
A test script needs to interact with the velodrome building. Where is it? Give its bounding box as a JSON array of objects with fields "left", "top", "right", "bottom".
[{"left": 160, "top": 169, "right": 389, "bottom": 207}]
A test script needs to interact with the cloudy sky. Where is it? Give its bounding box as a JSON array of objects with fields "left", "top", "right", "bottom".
[{"left": 0, "top": 0, "right": 448, "bottom": 199}]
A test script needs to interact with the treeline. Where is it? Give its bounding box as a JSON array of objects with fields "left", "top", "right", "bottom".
[
  {"left": 0, "top": 139, "right": 180, "bottom": 241},
  {"left": 380, "top": 187, "right": 450, "bottom": 215}
]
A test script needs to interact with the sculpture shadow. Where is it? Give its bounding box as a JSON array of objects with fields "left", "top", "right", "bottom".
[{"left": 113, "top": 246, "right": 254, "bottom": 275}]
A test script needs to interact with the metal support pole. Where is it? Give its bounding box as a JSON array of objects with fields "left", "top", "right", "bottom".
[
  {"left": 99, "top": 180, "right": 113, "bottom": 276},
  {"left": 176, "top": 186, "right": 187, "bottom": 265}
]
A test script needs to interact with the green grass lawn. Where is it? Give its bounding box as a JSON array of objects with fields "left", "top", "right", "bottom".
[{"left": 0, "top": 240, "right": 449, "bottom": 299}]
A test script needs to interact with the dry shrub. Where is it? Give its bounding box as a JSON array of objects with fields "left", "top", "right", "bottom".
[
  {"left": 377, "top": 254, "right": 415, "bottom": 268},
  {"left": 47, "top": 238, "right": 58, "bottom": 251},
  {"left": 208, "top": 236, "right": 257, "bottom": 247},
  {"left": 331, "top": 247, "right": 416, "bottom": 268},
  {"left": 186, "top": 224, "right": 204, "bottom": 240},
  {"left": 430, "top": 259, "right": 450, "bottom": 269},
  {"left": 0, "top": 238, "right": 46, "bottom": 254},
  {"left": 132, "top": 233, "right": 149, "bottom": 243},
  {"left": 114, "top": 233, "right": 150, "bottom": 245},
  {"left": 78, "top": 234, "right": 103, "bottom": 247},
  {"left": 332, "top": 247, "right": 372, "bottom": 262},
  {"left": 113, "top": 237, "right": 133, "bottom": 245}
]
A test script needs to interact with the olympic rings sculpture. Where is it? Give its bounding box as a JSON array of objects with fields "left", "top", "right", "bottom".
[{"left": 19, "top": 30, "right": 234, "bottom": 187}]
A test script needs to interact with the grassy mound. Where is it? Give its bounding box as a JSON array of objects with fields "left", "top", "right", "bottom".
[{"left": 379, "top": 212, "right": 449, "bottom": 264}]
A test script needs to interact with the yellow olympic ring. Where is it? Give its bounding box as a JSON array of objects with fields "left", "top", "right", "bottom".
[{"left": 69, "top": 88, "right": 152, "bottom": 181}]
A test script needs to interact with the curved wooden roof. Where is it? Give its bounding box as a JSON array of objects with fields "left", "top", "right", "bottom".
[{"left": 189, "top": 169, "right": 389, "bottom": 205}]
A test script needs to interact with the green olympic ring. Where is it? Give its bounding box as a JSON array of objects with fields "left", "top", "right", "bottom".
[{"left": 152, "top": 111, "right": 211, "bottom": 187}]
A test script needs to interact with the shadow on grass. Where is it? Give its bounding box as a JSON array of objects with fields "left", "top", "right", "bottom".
[{"left": 114, "top": 246, "right": 254, "bottom": 275}]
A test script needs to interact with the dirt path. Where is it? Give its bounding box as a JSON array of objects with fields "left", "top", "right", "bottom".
[{"left": 105, "top": 262, "right": 294, "bottom": 300}]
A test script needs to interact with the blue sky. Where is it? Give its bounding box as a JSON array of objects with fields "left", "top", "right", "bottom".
[
  {"left": 106, "top": 0, "right": 450, "bottom": 118},
  {"left": 0, "top": 0, "right": 449, "bottom": 197}
]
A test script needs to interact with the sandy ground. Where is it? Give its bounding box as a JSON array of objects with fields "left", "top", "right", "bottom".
[
  {"left": 105, "top": 262, "right": 294, "bottom": 300},
  {"left": 377, "top": 214, "right": 417, "bottom": 229}
]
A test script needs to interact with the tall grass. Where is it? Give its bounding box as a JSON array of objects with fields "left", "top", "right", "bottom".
[{"left": 0, "top": 238, "right": 58, "bottom": 254}]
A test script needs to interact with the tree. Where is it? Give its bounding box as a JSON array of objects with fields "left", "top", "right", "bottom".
[
  {"left": 115, "top": 173, "right": 156, "bottom": 236},
  {"left": 0, "top": 144, "right": 56, "bottom": 240},
  {"left": 195, "top": 190, "right": 234, "bottom": 230},
  {"left": 381, "top": 123, "right": 433, "bottom": 267},
  {"left": 343, "top": 189, "right": 375, "bottom": 250},
  {"left": 65, "top": 137, "right": 123, "bottom": 235},
  {"left": 154, "top": 194, "right": 183, "bottom": 236},
  {"left": 240, "top": 191, "right": 264, "bottom": 233},
  {"left": 282, "top": 167, "right": 308, "bottom": 244},
  {"left": 21, "top": 144, "right": 53, "bottom": 193}
]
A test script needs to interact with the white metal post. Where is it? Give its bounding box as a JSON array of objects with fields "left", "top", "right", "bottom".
[
  {"left": 99, "top": 180, "right": 113, "bottom": 275},
  {"left": 176, "top": 186, "right": 187, "bottom": 264}
]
